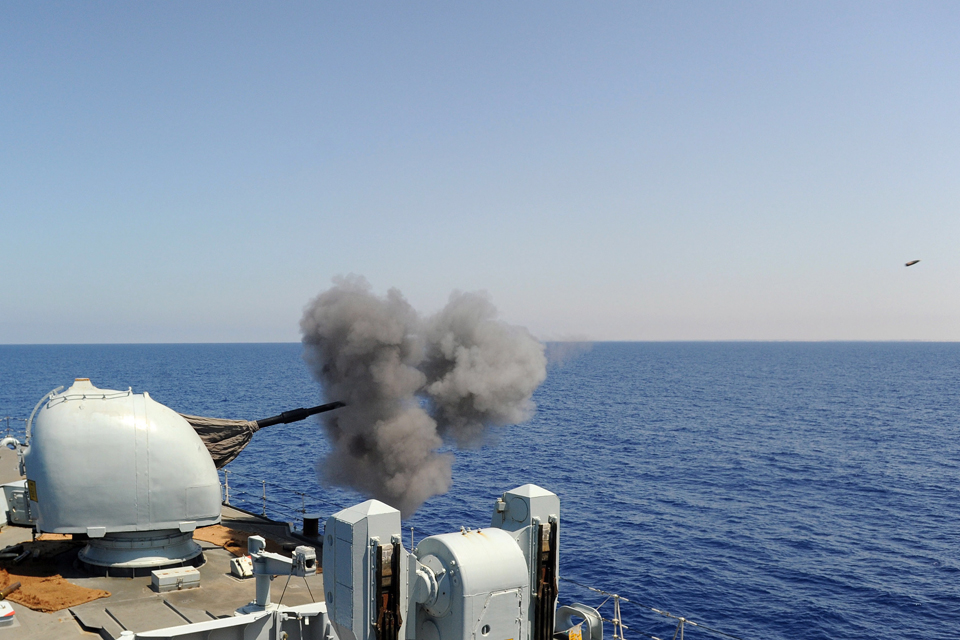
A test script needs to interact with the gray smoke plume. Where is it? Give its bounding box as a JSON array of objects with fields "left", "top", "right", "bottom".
[
  {"left": 423, "top": 291, "right": 546, "bottom": 445},
  {"left": 300, "top": 276, "right": 547, "bottom": 517}
]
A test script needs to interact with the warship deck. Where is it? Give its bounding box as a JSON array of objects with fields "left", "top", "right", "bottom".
[{"left": 0, "top": 447, "right": 324, "bottom": 640}]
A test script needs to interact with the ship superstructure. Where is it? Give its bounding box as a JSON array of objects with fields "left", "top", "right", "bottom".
[{"left": 0, "top": 380, "right": 601, "bottom": 640}]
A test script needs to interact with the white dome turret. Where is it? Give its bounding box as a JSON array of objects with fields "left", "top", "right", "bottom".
[{"left": 23, "top": 379, "right": 221, "bottom": 575}]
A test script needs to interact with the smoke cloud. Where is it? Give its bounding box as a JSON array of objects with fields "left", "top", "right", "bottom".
[{"left": 300, "top": 276, "right": 547, "bottom": 517}]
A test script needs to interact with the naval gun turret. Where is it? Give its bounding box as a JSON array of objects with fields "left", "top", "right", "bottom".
[
  {"left": 22, "top": 378, "right": 223, "bottom": 576},
  {"left": 5, "top": 378, "right": 345, "bottom": 575}
]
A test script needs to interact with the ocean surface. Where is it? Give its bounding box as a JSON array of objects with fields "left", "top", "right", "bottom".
[{"left": 1, "top": 342, "right": 958, "bottom": 640}]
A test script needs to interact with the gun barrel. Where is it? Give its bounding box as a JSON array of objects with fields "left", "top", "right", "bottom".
[{"left": 254, "top": 401, "right": 345, "bottom": 429}]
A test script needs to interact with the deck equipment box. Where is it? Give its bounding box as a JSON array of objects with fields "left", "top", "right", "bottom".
[{"left": 151, "top": 566, "right": 201, "bottom": 592}]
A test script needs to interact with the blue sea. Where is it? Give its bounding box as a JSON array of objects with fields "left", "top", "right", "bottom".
[{"left": 1, "top": 342, "right": 958, "bottom": 640}]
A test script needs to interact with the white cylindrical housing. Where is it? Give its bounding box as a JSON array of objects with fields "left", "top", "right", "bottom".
[
  {"left": 24, "top": 379, "right": 221, "bottom": 535},
  {"left": 415, "top": 528, "right": 529, "bottom": 640}
]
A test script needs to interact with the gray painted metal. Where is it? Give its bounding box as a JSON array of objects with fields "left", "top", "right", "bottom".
[
  {"left": 322, "top": 485, "right": 561, "bottom": 640},
  {"left": 414, "top": 528, "right": 529, "bottom": 640},
  {"left": 0, "top": 481, "right": 34, "bottom": 526},
  {"left": 322, "top": 499, "right": 406, "bottom": 640},
  {"left": 151, "top": 567, "right": 201, "bottom": 593},
  {"left": 491, "top": 483, "right": 561, "bottom": 640},
  {"left": 24, "top": 379, "right": 221, "bottom": 535},
  {"left": 237, "top": 535, "right": 318, "bottom": 612},
  {"left": 134, "top": 602, "right": 331, "bottom": 640},
  {"left": 555, "top": 604, "right": 603, "bottom": 640},
  {"left": 21, "top": 378, "right": 221, "bottom": 571},
  {"left": 79, "top": 530, "right": 204, "bottom": 572}
]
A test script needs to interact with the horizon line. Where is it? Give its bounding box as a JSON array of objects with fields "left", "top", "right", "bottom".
[{"left": 2, "top": 339, "right": 960, "bottom": 347}]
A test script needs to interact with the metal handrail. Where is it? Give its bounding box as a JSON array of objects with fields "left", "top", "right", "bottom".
[
  {"left": 218, "top": 468, "right": 347, "bottom": 525},
  {"left": 558, "top": 577, "right": 745, "bottom": 640},
  {"left": 0, "top": 417, "right": 27, "bottom": 439},
  {"left": 26, "top": 386, "right": 62, "bottom": 443}
]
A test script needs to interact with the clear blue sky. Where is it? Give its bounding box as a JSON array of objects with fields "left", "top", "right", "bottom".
[{"left": 2, "top": 2, "right": 958, "bottom": 343}]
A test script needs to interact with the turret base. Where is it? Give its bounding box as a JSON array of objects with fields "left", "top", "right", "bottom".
[{"left": 78, "top": 529, "right": 205, "bottom": 578}]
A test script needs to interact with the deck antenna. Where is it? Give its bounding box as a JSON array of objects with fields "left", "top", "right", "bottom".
[{"left": 410, "top": 526, "right": 415, "bottom": 549}]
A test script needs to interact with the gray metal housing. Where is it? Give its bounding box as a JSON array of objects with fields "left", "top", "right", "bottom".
[
  {"left": 490, "top": 484, "right": 561, "bottom": 640},
  {"left": 24, "top": 379, "right": 221, "bottom": 536},
  {"left": 322, "top": 484, "right": 560, "bottom": 640},
  {"left": 414, "top": 528, "right": 529, "bottom": 640},
  {"left": 323, "top": 499, "right": 408, "bottom": 640}
]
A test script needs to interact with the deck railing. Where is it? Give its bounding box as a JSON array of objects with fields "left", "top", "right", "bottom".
[
  {"left": 558, "top": 577, "right": 745, "bottom": 640},
  {"left": 218, "top": 468, "right": 346, "bottom": 528},
  {"left": 0, "top": 417, "right": 27, "bottom": 441}
]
